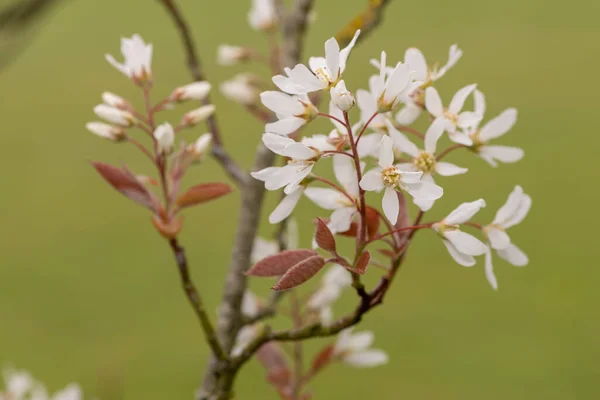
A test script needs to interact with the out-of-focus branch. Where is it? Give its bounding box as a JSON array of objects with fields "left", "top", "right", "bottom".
[
  {"left": 335, "top": 0, "right": 393, "bottom": 47},
  {"left": 157, "top": 0, "right": 247, "bottom": 186},
  {"left": 280, "top": 0, "right": 314, "bottom": 68}
]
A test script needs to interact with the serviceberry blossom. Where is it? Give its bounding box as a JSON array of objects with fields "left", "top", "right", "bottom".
[
  {"left": 251, "top": 220, "right": 298, "bottom": 263},
  {"left": 307, "top": 265, "right": 352, "bottom": 323},
  {"left": 304, "top": 155, "right": 359, "bottom": 234},
  {"left": 1, "top": 368, "right": 84, "bottom": 400},
  {"left": 465, "top": 90, "right": 523, "bottom": 167},
  {"left": 248, "top": 0, "right": 276, "bottom": 31},
  {"left": 333, "top": 328, "right": 389, "bottom": 368},
  {"left": 360, "top": 136, "right": 443, "bottom": 222},
  {"left": 425, "top": 84, "right": 481, "bottom": 144},
  {"left": 154, "top": 123, "right": 175, "bottom": 155},
  {"left": 433, "top": 199, "right": 488, "bottom": 266},
  {"left": 171, "top": 81, "right": 212, "bottom": 102},
  {"left": 372, "top": 51, "right": 418, "bottom": 112},
  {"left": 185, "top": 133, "right": 212, "bottom": 162},
  {"left": 181, "top": 104, "right": 216, "bottom": 127},
  {"left": 105, "top": 34, "right": 152, "bottom": 82},
  {"left": 356, "top": 75, "right": 389, "bottom": 132},
  {"left": 220, "top": 74, "right": 260, "bottom": 105},
  {"left": 330, "top": 80, "right": 355, "bottom": 111},
  {"left": 217, "top": 45, "right": 251, "bottom": 66},
  {"left": 388, "top": 119, "right": 467, "bottom": 211},
  {"left": 483, "top": 186, "right": 531, "bottom": 289},
  {"left": 93, "top": 104, "right": 135, "bottom": 127},
  {"left": 85, "top": 122, "right": 125, "bottom": 142},
  {"left": 273, "top": 30, "right": 360, "bottom": 94},
  {"left": 260, "top": 91, "right": 318, "bottom": 135},
  {"left": 101, "top": 91, "right": 129, "bottom": 109},
  {"left": 232, "top": 291, "right": 262, "bottom": 357}
]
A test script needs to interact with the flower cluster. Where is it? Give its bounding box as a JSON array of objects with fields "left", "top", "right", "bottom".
[{"left": 1, "top": 367, "right": 85, "bottom": 400}]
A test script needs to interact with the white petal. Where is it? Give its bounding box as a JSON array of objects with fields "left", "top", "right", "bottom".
[
  {"left": 344, "top": 349, "right": 389, "bottom": 367},
  {"left": 282, "top": 142, "right": 315, "bottom": 160},
  {"left": 448, "top": 83, "right": 477, "bottom": 114},
  {"left": 496, "top": 243, "right": 528, "bottom": 266},
  {"left": 378, "top": 135, "right": 395, "bottom": 167},
  {"left": 333, "top": 154, "right": 359, "bottom": 197},
  {"left": 360, "top": 169, "right": 384, "bottom": 191},
  {"left": 395, "top": 103, "right": 422, "bottom": 125},
  {"left": 504, "top": 194, "right": 531, "bottom": 229},
  {"left": 424, "top": 118, "right": 446, "bottom": 154},
  {"left": 272, "top": 74, "right": 308, "bottom": 95},
  {"left": 265, "top": 117, "right": 306, "bottom": 135},
  {"left": 425, "top": 87, "right": 444, "bottom": 117},
  {"left": 448, "top": 131, "right": 474, "bottom": 146},
  {"left": 445, "top": 199, "right": 486, "bottom": 225},
  {"left": 479, "top": 108, "right": 518, "bottom": 141},
  {"left": 413, "top": 197, "right": 435, "bottom": 212},
  {"left": 347, "top": 331, "right": 374, "bottom": 351},
  {"left": 457, "top": 111, "right": 483, "bottom": 128},
  {"left": 485, "top": 248, "right": 498, "bottom": 290},
  {"left": 264, "top": 164, "right": 301, "bottom": 191},
  {"left": 260, "top": 91, "right": 301, "bottom": 115},
  {"left": 328, "top": 99, "right": 346, "bottom": 132},
  {"left": 410, "top": 178, "right": 443, "bottom": 200},
  {"left": 436, "top": 162, "right": 468, "bottom": 176},
  {"left": 384, "top": 63, "right": 411, "bottom": 103},
  {"left": 356, "top": 89, "right": 377, "bottom": 120},
  {"left": 382, "top": 186, "right": 400, "bottom": 222},
  {"left": 287, "top": 64, "right": 326, "bottom": 92},
  {"left": 283, "top": 163, "right": 314, "bottom": 194},
  {"left": 304, "top": 188, "right": 346, "bottom": 210},
  {"left": 444, "top": 230, "right": 487, "bottom": 256},
  {"left": 387, "top": 121, "right": 420, "bottom": 157},
  {"left": 251, "top": 237, "right": 279, "bottom": 263},
  {"left": 262, "top": 133, "right": 295, "bottom": 155},
  {"left": 338, "top": 30, "right": 360, "bottom": 73},
  {"left": 480, "top": 145, "right": 524, "bottom": 164},
  {"left": 357, "top": 132, "right": 382, "bottom": 158},
  {"left": 492, "top": 185, "right": 524, "bottom": 225},
  {"left": 404, "top": 47, "right": 428, "bottom": 81},
  {"left": 442, "top": 238, "right": 476, "bottom": 267},
  {"left": 474, "top": 90, "right": 486, "bottom": 117},
  {"left": 269, "top": 187, "right": 304, "bottom": 223},
  {"left": 325, "top": 38, "right": 340, "bottom": 77},
  {"left": 487, "top": 227, "right": 511, "bottom": 250}
]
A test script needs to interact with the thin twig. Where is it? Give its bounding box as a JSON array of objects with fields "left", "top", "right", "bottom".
[{"left": 436, "top": 143, "right": 465, "bottom": 160}]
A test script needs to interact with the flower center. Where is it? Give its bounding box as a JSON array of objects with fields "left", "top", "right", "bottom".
[
  {"left": 443, "top": 110, "right": 458, "bottom": 125},
  {"left": 314, "top": 66, "right": 335, "bottom": 86},
  {"left": 413, "top": 151, "right": 436, "bottom": 173},
  {"left": 469, "top": 130, "right": 485, "bottom": 151},
  {"left": 381, "top": 166, "right": 402, "bottom": 189}
]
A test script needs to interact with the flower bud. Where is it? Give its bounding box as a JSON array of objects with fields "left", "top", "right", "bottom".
[
  {"left": 94, "top": 104, "right": 135, "bottom": 127},
  {"left": 101, "top": 92, "right": 130, "bottom": 110},
  {"left": 154, "top": 123, "right": 175, "bottom": 154},
  {"left": 171, "top": 81, "right": 212, "bottom": 102},
  {"left": 181, "top": 105, "right": 216, "bottom": 127},
  {"left": 217, "top": 45, "right": 250, "bottom": 66},
  {"left": 330, "top": 80, "right": 355, "bottom": 112},
  {"left": 186, "top": 133, "right": 213, "bottom": 162},
  {"left": 86, "top": 122, "right": 126, "bottom": 142},
  {"left": 220, "top": 74, "right": 260, "bottom": 105}
]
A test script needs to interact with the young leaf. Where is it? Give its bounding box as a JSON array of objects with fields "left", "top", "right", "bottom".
[
  {"left": 246, "top": 249, "right": 318, "bottom": 277},
  {"left": 315, "top": 218, "right": 336, "bottom": 253},
  {"left": 91, "top": 162, "right": 157, "bottom": 211},
  {"left": 310, "top": 344, "right": 335, "bottom": 376},
  {"left": 354, "top": 250, "right": 371, "bottom": 275},
  {"left": 365, "top": 207, "right": 381, "bottom": 239},
  {"left": 176, "top": 182, "right": 232, "bottom": 209},
  {"left": 151, "top": 216, "right": 183, "bottom": 239},
  {"left": 272, "top": 255, "right": 326, "bottom": 291}
]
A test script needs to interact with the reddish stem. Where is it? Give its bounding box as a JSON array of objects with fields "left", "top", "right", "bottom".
[
  {"left": 318, "top": 112, "right": 346, "bottom": 127},
  {"left": 366, "top": 223, "right": 433, "bottom": 244},
  {"left": 311, "top": 176, "right": 357, "bottom": 206},
  {"left": 355, "top": 112, "right": 378, "bottom": 143},
  {"left": 395, "top": 124, "right": 425, "bottom": 140},
  {"left": 436, "top": 144, "right": 465, "bottom": 161},
  {"left": 126, "top": 136, "right": 155, "bottom": 163}
]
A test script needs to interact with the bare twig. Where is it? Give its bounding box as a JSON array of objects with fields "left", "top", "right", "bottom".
[
  {"left": 334, "top": 0, "right": 393, "bottom": 47},
  {"left": 157, "top": 0, "right": 247, "bottom": 186}
]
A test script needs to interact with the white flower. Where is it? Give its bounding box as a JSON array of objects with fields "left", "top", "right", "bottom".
[
  {"left": 432, "top": 199, "right": 488, "bottom": 267},
  {"left": 360, "top": 136, "right": 443, "bottom": 222},
  {"left": 231, "top": 324, "right": 261, "bottom": 357},
  {"left": 3, "top": 368, "right": 33, "bottom": 399},
  {"left": 330, "top": 80, "right": 355, "bottom": 111},
  {"left": 181, "top": 104, "right": 216, "bottom": 127},
  {"left": 355, "top": 75, "right": 389, "bottom": 132},
  {"left": 220, "top": 74, "right": 260, "bottom": 105},
  {"left": 465, "top": 90, "right": 523, "bottom": 167},
  {"left": 251, "top": 237, "right": 279, "bottom": 264},
  {"left": 483, "top": 186, "right": 531, "bottom": 289},
  {"left": 217, "top": 45, "right": 250, "bottom": 66},
  {"left": 425, "top": 84, "right": 481, "bottom": 143},
  {"left": 307, "top": 264, "right": 352, "bottom": 310},
  {"left": 105, "top": 34, "right": 152, "bottom": 81},
  {"left": 93, "top": 104, "right": 135, "bottom": 127},
  {"left": 269, "top": 186, "right": 305, "bottom": 224},
  {"left": 333, "top": 328, "right": 389, "bottom": 368},
  {"left": 372, "top": 51, "right": 419, "bottom": 112},
  {"left": 51, "top": 384, "right": 82, "bottom": 400},
  {"left": 86, "top": 122, "right": 126, "bottom": 142},
  {"left": 388, "top": 119, "right": 467, "bottom": 211},
  {"left": 101, "top": 92, "right": 129, "bottom": 109},
  {"left": 241, "top": 290, "right": 260, "bottom": 318},
  {"left": 261, "top": 92, "right": 317, "bottom": 135},
  {"left": 171, "top": 81, "right": 212, "bottom": 102},
  {"left": 248, "top": 0, "right": 276, "bottom": 30},
  {"left": 272, "top": 30, "right": 360, "bottom": 94},
  {"left": 305, "top": 155, "right": 359, "bottom": 234},
  {"left": 252, "top": 133, "right": 321, "bottom": 196},
  {"left": 186, "top": 133, "right": 212, "bottom": 161},
  {"left": 154, "top": 123, "right": 175, "bottom": 154}
]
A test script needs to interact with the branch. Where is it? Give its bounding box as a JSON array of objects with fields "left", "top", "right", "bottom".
[
  {"left": 157, "top": 0, "right": 247, "bottom": 186},
  {"left": 168, "top": 239, "right": 227, "bottom": 361},
  {"left": 334, "top": 0, "right": 393, "bottom": 47}
]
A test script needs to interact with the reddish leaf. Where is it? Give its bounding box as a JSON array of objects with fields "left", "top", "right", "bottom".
[
  {"left": 377, "top": 248, "right": 397, "bottom": 259},
  {"left": 365, "top": 207, "right": 381, "bottom": 239},
  {"left": 91, "top": 162, "right": 157, "bottom": 211},
  {"left": 151, "top": 216, "right": 183, "bottom": 239},
  {"left": 315, "top": 218, "right": 336, "bottom": 253},
  {"left": 310, "top": 344, "right": 335, "bottom": 376},
  {"left": 354, "top": 250, "right": 371, "bottom": 275},
  {"left": 272, "top": 255, "right": 326, "bottom": 291},
  {"left": 246, "top": 249, "right": 318, "bottom": 277},
  {"left": 256, "top": 342, "right": 289, "bottom": 372},
  {"left": 176, "top": 182, "right": 232, "bottom": 209},
  {"left": 338, "top": 221, "right": 358, "bottom": 238}
]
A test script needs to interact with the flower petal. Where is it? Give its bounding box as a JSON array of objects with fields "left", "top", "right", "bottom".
[
  {"left": 480, "top": 145, "right": 524, "bottom": 164},
  {"left": 487, "top": 226, "right": 511, "bottom": 250},
  {"left": 260, "top": 91, "right": 301, "bottom": 115},
  {"left": 479, "top": 108, "right": 518, "bottom": 141},
  {"left": 457, "top": 111, "right": 483, "bottom": 128},
  {"left": 448, "top": 131, "right": 474, "bottom": 146},
  {"left": 395, "top": 103, "right": 422, "bottom": 125},
  {"left": 330, "top": 207, "right": 356, "bottom": 233},
  {"left": 444, "top": 230, "right": 487, "bottom": 256},
  {"left": 445, "top": 198, "right": 486, "bottom": 225},
  {"left": 425, "top": 87, "right": 444, "bottom": 117},
  {"left": 266, "top": 117, "right": 306, "bottom": 135},
  {"left": 344, "top": 349, "right": 389, "bottom": 367},
  {"left": 269, "top": 187, "right": 304, "bottom": 223},
  {"left": 492, "top": 185, "right": 524, "bottom": 226},
  {"left": 360, "top": 169, "right": 384, "bottom": 192},
  {"left": 262, "top": 133, "right": 295, "bottom": 155},
  {"left": 382, "top": 186, "right": 400, "bottom": 222},
  {"left": 496, "top": 243, "right": 529, "bottom": 266},
  {"left": 333, "top": 154, "right": 359, "bottom": 196},
  {"left": 448, "top": 83, "right": 477, "bottom": 114},
  {"left": 387, "top": 121, "right": 420, "bottom": 157},
  {"left": 485, "top": 248, "right": 498, "bottom": 290},
  {"left": 339, "top": 30, "right": 360, "bottom": 73},
  {"left": 436, "top": 162, "right": 468, "bottom": 176},
  {"left": 424, "top": 117, "right": 446, "bottom": 154},
  {"left": 325, "top": 37, "right": 340, "bottom": 77},
  {"left": 282, "top": 142, "right": 315, "bottom": 160},
  {"left": 378, "top": 135, "right": 395, "bottom": 167},
  {"left": 304, "top": 188, "right": 346, "bottom": 210},
  {"left": 404, "top": 47, "right": 428, "bottom": 81},
  {"left": 442, "top": 238, "right": 476, "bottom": 267}
]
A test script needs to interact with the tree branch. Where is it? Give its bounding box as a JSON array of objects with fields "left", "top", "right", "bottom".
[
  {"left": 157, "top": 0, "right": 247, "bottom": 186},
  {"left": 334, "top": 0, "right": 393, "bottom": 47}
]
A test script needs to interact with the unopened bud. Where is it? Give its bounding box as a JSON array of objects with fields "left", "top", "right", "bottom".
[
  {"left": 101, "top": 92, "right": 131, "bottom": 110},
  {"left": 186, "top": 133, "right": 213, "bottom": 162},
  {"left": 217, "top": 45, "right": 251, "bottom": 66},
  {"left": 154, "top": 123, "right": 175, "bottom": 154},
  {"left": 171, "top": 81, "right": 212, "bottom": 102},
  {"left": 94, "top": 104, "right": 135, "bottom": 127},
  {"left": 86, "top": 122, "right": 126, "bottom": 142},
  {"left": 330, "top": 80, "right": 355, "bottom": 112},
  {"left": 181, "top": 105, "right": 216, "bottom": 127},
  {"left": 220, "top": 74, "right": 260, "bottom": 105}
]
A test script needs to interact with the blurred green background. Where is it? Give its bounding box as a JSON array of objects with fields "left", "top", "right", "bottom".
[{"left": 1, "top": 0, "right": 599, "bottom": 398}]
